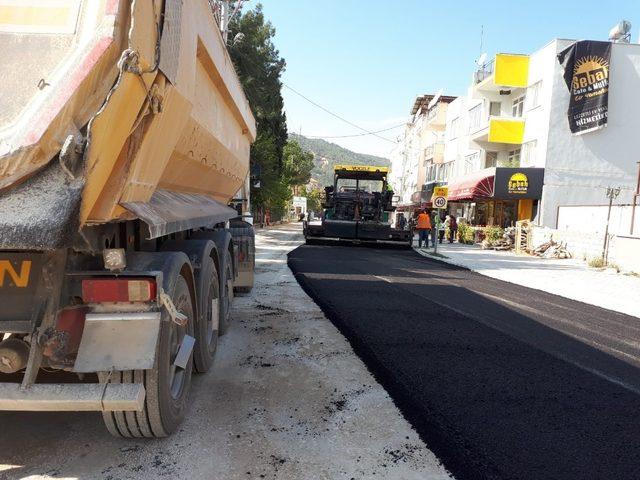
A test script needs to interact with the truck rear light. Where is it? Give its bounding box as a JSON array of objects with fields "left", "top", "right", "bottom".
[{"left": 82, "top": 278, "right": 157, "bottom": 303}]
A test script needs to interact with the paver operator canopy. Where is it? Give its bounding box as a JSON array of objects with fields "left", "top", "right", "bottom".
[
  {"left": 325, "top": 165, "right": 394, "bottom": 222},
  {"left": 304, "top": 164, "right": 412, "bottom": 246}
]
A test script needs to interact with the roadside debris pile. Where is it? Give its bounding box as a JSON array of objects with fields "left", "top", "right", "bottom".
[
  {"left": 532, "top": 239, "right": 572, "bottom": 259},
  {"left": 481, "top": 227, "right": 516, "bottom": 251}
]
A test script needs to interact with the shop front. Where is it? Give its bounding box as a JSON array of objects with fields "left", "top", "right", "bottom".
[{"left": 447, "top": 167, "right": 544, "bottom": 227}]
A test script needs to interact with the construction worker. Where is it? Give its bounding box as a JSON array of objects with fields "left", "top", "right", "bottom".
[{"left": 415, "top": 208, "right": 432, "bottom": 248}]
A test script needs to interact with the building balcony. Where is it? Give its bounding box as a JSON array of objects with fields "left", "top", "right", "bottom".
[
  {"left": 474, "top": 53, "right": 530, "bottom": 92},
  {"left": 470, "top": 117, "right": 525, "bottom": 146},
  {"left": 424, "top": 142, "right": 445, "bottom": 163},
  {"left": 426, "top": 104, "right": 447, "bottom": 128}
]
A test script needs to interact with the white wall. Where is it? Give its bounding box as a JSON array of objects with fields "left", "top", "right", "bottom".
[
  {"left": 522, "top": 40, "right": 556, "bottom": 169},
  {"left": 532, "top": 227, "right": 640, "bottom": 273},
  {"left": 390, "top": 114, "right": 424, "bottom": 205},
  {"left": 444, "top": 95, "right": 480, "bottom": 182},
  {"left": 557, "top": 204, "right": 637, "bottom": 235},
  {"left": 541, "top": 39, "right": 640, "bottom": 228},
  {"left": 388, "top": 142, "right": 403, "bottom": 195}
]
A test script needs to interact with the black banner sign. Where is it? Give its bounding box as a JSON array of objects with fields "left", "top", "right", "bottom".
[
  {"left": 493, "top": 168, "right": 545, "bottom": 200},
  {"left": 557, "top": 40, "right": 611, "bottom": 135}
]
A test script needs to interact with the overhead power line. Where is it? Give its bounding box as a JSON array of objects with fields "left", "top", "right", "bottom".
[
  {"left": 303, "top": 123, "right": 406, "bottom": 140},
  {"left": 282, "top": 83, "right": 399, "bottom": 144},
  {"left": 229, "top": 46, "right": 400, "bottom": 144}
]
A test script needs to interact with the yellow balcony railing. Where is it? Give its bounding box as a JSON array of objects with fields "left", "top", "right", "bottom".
[
  {"left": 488, "top": 118, "right": 525, "bottom": 144},
  {"left": 494, "top": 53, "right": 530, "bottom": 88}
]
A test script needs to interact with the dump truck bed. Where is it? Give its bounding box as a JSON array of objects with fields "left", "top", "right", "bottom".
[{"left": 0, "top": 0, "right": 256, "bottom": 250}]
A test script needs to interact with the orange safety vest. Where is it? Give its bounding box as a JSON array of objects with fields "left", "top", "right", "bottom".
[{"left": 416, "top": 213, "right": 432, "bottom": 230}]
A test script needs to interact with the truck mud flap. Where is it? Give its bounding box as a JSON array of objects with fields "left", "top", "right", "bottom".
[
  {"left": 74, "top": 312, "right": 162, "bottom": 373},
  {"left": 0, "top": 383, "right": 145, "bottom": 412}
]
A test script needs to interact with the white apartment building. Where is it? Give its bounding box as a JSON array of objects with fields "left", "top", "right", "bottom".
[
  {"left": 443, "top": 38, "right": 640, "bottom": 229},
  {"left": 389, "top": 94, "right": 456, "bottom": 213}
]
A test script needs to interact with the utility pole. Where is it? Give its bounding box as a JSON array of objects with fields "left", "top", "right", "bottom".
[
  {"left": 602, "top": 186, "right": 621, "bottom": 264},
  {"left": 218, "top": 1, "right": 246, "bottom": 44},
  {"left": 630, "top": 161, "right": 640, "bottom": 236},
  {"left": 219, "top": 1, "right": 231, "bottom": 43},
  {"left": 434, "top": 211, "right": 440, "bottom": 254}
]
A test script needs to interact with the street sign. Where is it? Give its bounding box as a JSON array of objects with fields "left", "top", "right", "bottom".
[
  {"left": 433, "top": 196, "right": 447, "bottom": 209},
  {"left": 432, "top": 186, "right": 449, "bottom": 209},
  {"left": 433, "top": 186, "right": 449, "bottom": 198}
]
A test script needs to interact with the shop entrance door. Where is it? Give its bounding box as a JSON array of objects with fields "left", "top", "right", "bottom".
[
  {"left": 518, "top": 199, "right": 533, "bottom": 221},
  {"left": 494, "top": 200, "right": 517, "bottom": 227}
]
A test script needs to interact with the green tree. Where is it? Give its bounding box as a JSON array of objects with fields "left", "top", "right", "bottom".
[
  {"left": 300, "top": 186, "right": 324, "bottom": 214},
  {"left": 228, "top": 4, "right": 288, "bottom": 216},
  {"left": 282, "top": 140, "right": 314, "bottom": 186}
]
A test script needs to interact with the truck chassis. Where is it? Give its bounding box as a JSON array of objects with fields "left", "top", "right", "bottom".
[{"left": 0, "top": 212, "right": 251, "bottom": 438}]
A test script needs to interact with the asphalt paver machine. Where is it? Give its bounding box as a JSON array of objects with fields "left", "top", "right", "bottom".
[{"left": 304, "top": 165, "right": 412, "bottom": 246}]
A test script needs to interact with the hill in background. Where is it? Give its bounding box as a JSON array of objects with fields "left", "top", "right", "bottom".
[{"left": 289, "top": 133, "right": 390, "bottom": 187}]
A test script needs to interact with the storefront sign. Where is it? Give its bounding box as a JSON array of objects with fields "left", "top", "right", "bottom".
[
  {"left": 507, "top": 172, "right": 529, "bottom": 195},
  {"left": 558, "top": 40, "right": 611, "bottom": 135},
  {"left": 494, "top": 168, "right": 544, "bottom": 200}
]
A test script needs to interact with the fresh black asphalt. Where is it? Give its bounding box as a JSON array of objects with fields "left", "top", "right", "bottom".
[{"left": 288, "top": 243, "right": 640, "bottom": 480}]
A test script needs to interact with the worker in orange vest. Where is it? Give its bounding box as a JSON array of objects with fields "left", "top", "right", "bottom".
[{"left": 415, "top": 209, "right": 433, "bottom": 248}]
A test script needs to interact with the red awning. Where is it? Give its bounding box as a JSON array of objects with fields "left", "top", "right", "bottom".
[
  {"left": 396, "top": 203, "right": 419, "bottom": 212},
  {"left": 448, "top": 170, "right": 495, "bottom": 201}
]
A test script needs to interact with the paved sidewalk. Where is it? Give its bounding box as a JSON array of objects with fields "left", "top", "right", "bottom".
[{"left": 415, "top": 242, "right": 640, "bottom": 319}]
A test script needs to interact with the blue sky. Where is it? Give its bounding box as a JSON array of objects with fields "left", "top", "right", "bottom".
[{"left": 258, "top": 0, "right": 638, "bottom": 158}]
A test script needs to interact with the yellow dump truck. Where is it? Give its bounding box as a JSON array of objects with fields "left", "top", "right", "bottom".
[{"left": 0, "top": 0, "right": 256, "bottom": 437}]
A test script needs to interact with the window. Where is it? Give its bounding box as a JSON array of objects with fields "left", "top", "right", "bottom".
[
  {"left": 527, "top": 81, "right": 542, "bottom": 110},
  {"left": 468, "top": 104, "right": 483, "bottom": 132},
  {"left": 512, "top": 95, "right": 525, "bottom": 117},
  {"left": 450, "top": 117, "right": 460, "bottom": 138},
  {"left": 427, "top": 105, "right": 439, "bottom": 121},
  {"left": 426, "top": 162, "right": 436, "bottom": 182},
  {"left": 424, "top": 145, "right": 434, "bottom": 159},
  {"left": 439, "top": 162, "right": 454, "bottom": 181},
  {"left": 464, "top": 152, "right": 480, "bottom": 175},
  {"left": 507, "top": 148, "right": 521, "bottom": 167},
  {"left": 522, "top": 140, "right": 537, "bottom": 166},
  {"left": 489, "top": 101, "right": 501, "bottom": 117},
  {"left": 485, "top": 151, "right": 498, "bottom": 168}
]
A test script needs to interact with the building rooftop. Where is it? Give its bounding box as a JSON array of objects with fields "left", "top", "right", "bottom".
[{"left": 411, "top": 94, "right": 457, "bottom": 115}]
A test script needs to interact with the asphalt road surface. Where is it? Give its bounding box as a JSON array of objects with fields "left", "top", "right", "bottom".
[{"left": 288, "top": 242, "right": 640, "bottom": 480}]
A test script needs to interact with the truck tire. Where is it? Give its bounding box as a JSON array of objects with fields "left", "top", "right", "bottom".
[
  {"left": 219, "top": 250, "right": 234, "bottom": 335},
  {"left": 193, "top": 256, "right": 220, "bottom": 373},
  {"left": 235, "top": 285, "right": 253, "bottom": 294},
  {"left": 102, "top": 274, "right": 195, "bottom": 438}
]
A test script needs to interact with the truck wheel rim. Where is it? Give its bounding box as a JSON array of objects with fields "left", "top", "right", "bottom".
[
  {"left": 207, "top": 284, "right": 219, "bottom": 347},
  {"left": 168, "top": 293, "right": 189, "bottom": 400},
  {"left": 223, "top": 265, "right": 232, "bottom": 317}
]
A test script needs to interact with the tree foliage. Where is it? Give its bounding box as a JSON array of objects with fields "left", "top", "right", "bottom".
[
  {"left": 288, "top": 133, "right": 390, "bottom": 186},
  {"left": 228, "top": 4, "right": 289, "bottom": 216},
  {"left": 228, "top": 5, "right": 332, "bottom": 219},
  {"left": 300, "top": 186, "right": 324, "bottom": 213},
  {"left": 282, "top": 140, "right": 314, "bottom": 186}
]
